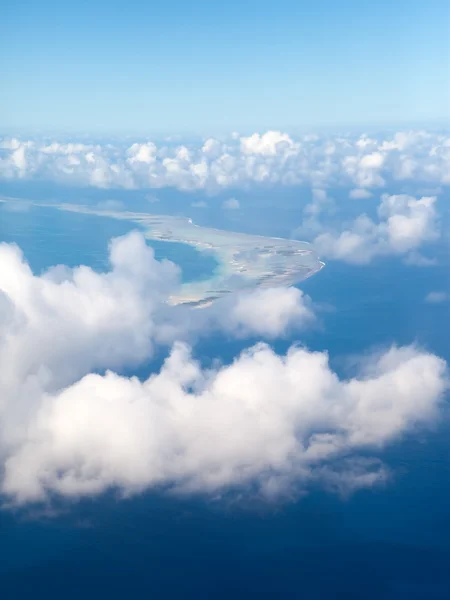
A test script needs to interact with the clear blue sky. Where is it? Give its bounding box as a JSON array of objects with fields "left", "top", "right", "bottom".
[{"left": 1, "top": 0, "right": 449, "bottom": 134}]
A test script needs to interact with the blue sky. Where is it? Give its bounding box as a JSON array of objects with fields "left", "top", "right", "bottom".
[{"left": 1, "top": 0, "right": 449, "bottom": 134}]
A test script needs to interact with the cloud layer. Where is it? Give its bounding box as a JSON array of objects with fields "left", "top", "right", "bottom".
[
  {"left": 1, "top": 129, "right": 449, "bottom": 191},
  {"left": 0, "top": 233, "right": 447, "bottom": 505}
]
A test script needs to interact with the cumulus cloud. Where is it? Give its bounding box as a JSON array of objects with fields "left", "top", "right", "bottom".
[
  {"left": 1, "top": 129, "right": 449, "bottom": 191},
  {"left": 0, "top": 233, "right": 180, "bottom": 397},
  {"left": 216, "top": 287, "right": 315, "bottom": 338},
  {"left": 0, "top": 233, "right": 447, "bottom": 505},
  {"left": 240, "top": 131, "right": 299, "bottom": 156},
  {"left": 313, "top": 194, "right": 439, "bottom": 264},
  {"left": 0, "top": 232, "right": 313, "bottom": 401},
  {"left": 2, "top": 341, "right": 446, "bottom": 504}
]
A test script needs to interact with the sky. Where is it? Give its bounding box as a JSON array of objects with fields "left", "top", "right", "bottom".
[{"left": 1, "top": 0, "right": 449, "bottom": 134}]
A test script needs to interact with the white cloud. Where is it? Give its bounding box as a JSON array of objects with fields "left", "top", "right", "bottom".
[
  {"left": 222, "top": 197, "right": 240, "bottom": 210},
  {"left": 220, "top": 287, "right": 315, "bottom": 338},
  {"left": 1, "top": 129, "right": 448, "bottom": 191},
  {"left": 191, "top": 200, "right": 207, "bottom": 208},
  {"left": 0, "top": 233, "right": 447, "bottom": 505},
  {"left": 0, "top": 232, "right": 314, "bottom": 404},
  {"left": 1, "top": 340, "right": 447, "bottom": 504},
  {"left": 360, "top": 152, "right": 385, "bottom": 170},
  {"left": 127, "top": 142, "right": 157, "bottom": 164},
  {"left": 425, "top": 291, "right": 449, "bottom": 304},
  {"left": 240, "top": 131, "right": 298, "bottom": 156},
  {"left": 0, "top": 233, "right": 180, "bottom": 396},
  {"left": 313, "top": 194, "right": 439, "bottom": 264}
]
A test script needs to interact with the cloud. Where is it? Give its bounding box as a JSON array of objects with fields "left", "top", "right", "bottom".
[
  {"left": 217, "top": 287, "right": 315, "bottom": 338},
  {"left": 222, "top": 197, "right": 240, "bottom": 210},
  {"left": 1, "top": 129, "right": 449, "bottom": 191},
  {"left": 240, "top": 131, "right": 299, "bottom": 156},
  {"left": 425, "top": 291, "right": 449, "bottom": 304},
  {"left": 349, "top": 188, "right": 373, "bottom": 200},
  {"left": 191, "top": 200, "right": 207, "bottom": 208},
  {"left": 1, "top": 341, "right": 446, "bottom": 505},
  {"left": 313, "top": 194, "right": 439, "bottom": 264},
  {"left": 0, "top": 234, "right": 447, "bottom": 505},
  {"left": 0, "top": 233, "right": 180, "bottom": 396}
]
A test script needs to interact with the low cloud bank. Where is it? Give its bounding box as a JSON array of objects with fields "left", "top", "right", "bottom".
[{"left": 1, "top": 129, "right": 449, "bottom": 191}]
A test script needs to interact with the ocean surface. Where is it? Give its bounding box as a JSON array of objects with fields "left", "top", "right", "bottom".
[
  {"left": 1, "top": 196, "right": 449, "bottom": 599},
  {"left": 0, "top": 203, "right": 218, "bottom": 282}
]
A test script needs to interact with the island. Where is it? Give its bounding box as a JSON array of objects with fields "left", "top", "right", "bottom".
[{"left": 1, "top": 196, "right": 325, "bottom": 307}]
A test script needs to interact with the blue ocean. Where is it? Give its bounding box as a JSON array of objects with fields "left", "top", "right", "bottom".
[{"left": 1, "top": 192, "right": 449, "bottom": 599}]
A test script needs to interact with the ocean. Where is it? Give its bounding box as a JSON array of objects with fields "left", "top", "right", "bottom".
[{"left": 0, "top": 196, "right": 449, "bottom": 599}]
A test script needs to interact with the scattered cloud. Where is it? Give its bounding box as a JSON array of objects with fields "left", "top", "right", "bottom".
[
  {"left": 217, "top": 287, "right": 315, "bottom": 338},
  {"left": 191, "top": 200, "right": 207, "bottom": 208},
  {"left": 0, "top": 233, "right": 447, "bottom": 505},
  {"left": 313, "top": 194, "right": 440, "bottom": 264},
  {"left": 2, "top": 340, "right": 446, "bottom": 504}
]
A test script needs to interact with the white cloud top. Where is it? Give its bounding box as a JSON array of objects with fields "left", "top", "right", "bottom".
[
  {"left": 313, "top": 194, "right": 439, "bottom": 264},
  {"left": 1, "top": 130, "right": 449, "bottom": 191},
  {"left": 0, "top": 233, "right": 447, "bottom": 505}
]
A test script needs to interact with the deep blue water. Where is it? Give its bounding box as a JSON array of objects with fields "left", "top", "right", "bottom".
[{"left": 0, "top": 191, "right": 449, "bottom": 599}]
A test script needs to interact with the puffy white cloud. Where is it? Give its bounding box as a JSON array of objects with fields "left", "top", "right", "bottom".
[
  {"left": 313, "top": 194, "right": 439, "bottom": 264},
  {"left": 1, "top": 129, "right": 448, "bottom": 191},
  {"left": 379, "top": 194, "right": 438, "bottom": 253},
  {"left": 0, "top": 233, "right": 447, "bottom": 505},
  {"left": 219, "top": 287, "right": 315, "bottom": 338},
  {"left": 360, "top": 152, "right": 385, "bottom": 170},
  {"left": 0, "top": 233, "right": 179, "bottom": 400},
  {"left": 240, "top": 131, "right": 299, "bottom": 156},
  {"left": 126, "top": 142, "right": 157, "bottom": 164},
  {"left": 0, "top": 232, "right": 315, "bottom": 405},
  {"left": 1, "top": 341, "right": 446, "bottom": 504},
  {"left": 222, "top": 197, "right": 240, "bottom": 210}
]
